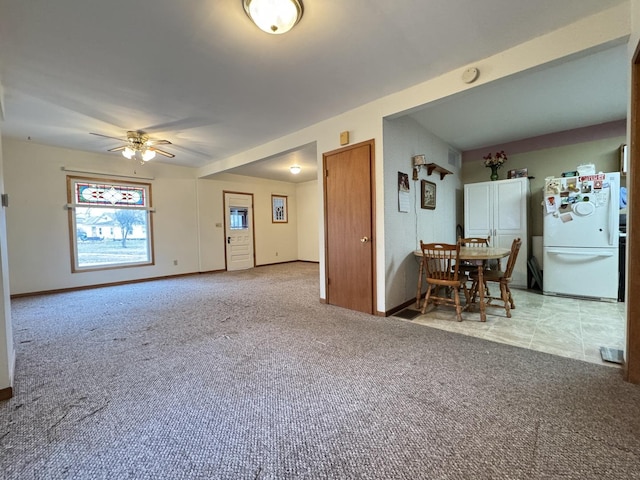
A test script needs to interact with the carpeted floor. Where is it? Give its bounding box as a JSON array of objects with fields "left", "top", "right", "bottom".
[{"left": 1, "top": 262, "right": 640, "bottom": 479}]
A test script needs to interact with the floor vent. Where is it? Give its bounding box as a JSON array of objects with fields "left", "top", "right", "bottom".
[
  {"left": 600, "top": 347, "right": 624, "bottom": 364},
  {"left": 394, "top": 308, "right": 422, "bottom": 320}
]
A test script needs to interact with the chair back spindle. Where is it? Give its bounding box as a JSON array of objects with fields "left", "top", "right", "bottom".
[{"left": 458, "top": 237, "right": 490, "bottom": 248}]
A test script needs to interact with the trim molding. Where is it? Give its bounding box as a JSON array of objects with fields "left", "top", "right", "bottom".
[
  {"left": 385, "top": 298, "right": 417, "bottom": 317},
  {"left": 255, "top": 260, "right": 316, "bottom": 267},
  {"left": 10, "top": 271, "right": 223, "bottom": 298},
  {"left": 0, "top": 387, "right": 13, "bottom": 401},
  {"left": 62, "top": 166, "right": 154, "bottom": 180},
  {"left": 10, "top": 262, "right": 318, "bottom": 298}
]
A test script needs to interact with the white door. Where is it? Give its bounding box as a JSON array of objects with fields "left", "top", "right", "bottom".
[
  {"left": 494, "top": 179, "right": 527, "bottom": 238},
  {"left": 224, "top": 192, "right": 254, "bottom": 271},
  {"left": 494, "top": 178, "right": 528, "bottom": 287},
  {"left": 464, "top": 182, "right": 492, "bottom": 238}
]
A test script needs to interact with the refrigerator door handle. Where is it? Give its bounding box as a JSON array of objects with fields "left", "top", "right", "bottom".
[
  {"left": 609, "top": 176, "right": 616, "bottom": 246},
  {"left": 546, "top": 249, "right": 615, "bottom": 257}
]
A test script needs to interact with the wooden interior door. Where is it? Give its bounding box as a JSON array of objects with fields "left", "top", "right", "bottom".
[
  {"left": 625, "top": 38, "right": 640, "bottom": 383},
  {"left": 323, "top": 140, "right": 375, "bottom": 314}
]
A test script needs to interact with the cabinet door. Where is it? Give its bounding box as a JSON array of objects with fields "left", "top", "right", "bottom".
[
  {"left": 493, "top": 178, "right": 527, "bottom": 236},
  {"left": 464, "top": 182, "right": 492, "bottom": 238},
  {"left": 494, "top": 178, "right": 528, "bottom": 287}
]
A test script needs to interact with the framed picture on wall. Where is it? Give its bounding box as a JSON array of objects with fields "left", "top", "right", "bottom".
[
  {"left": 272, "top": 195, "right": 288, "bottom": 223},
  {"left": 420, "top": 180, "right": 436, "bottom": 210},
  {"left": 508, "top": 168, "right": 528, "bottom": 179}
]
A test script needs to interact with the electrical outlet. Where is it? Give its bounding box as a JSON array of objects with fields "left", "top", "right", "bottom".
[
  {"left": 173, "top": 260, "right": 178, "bottom": 266},
  {"left": 275, "top": 252, "right": 278, "bottom": 256}
]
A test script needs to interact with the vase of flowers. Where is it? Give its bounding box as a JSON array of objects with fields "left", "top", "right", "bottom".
[{"left": 483, "top": 151, "right": 507, "bottom": 181}]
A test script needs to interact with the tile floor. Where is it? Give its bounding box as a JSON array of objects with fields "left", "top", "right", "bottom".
[{"left": 405, "top": 288, "right": 626, "bottom": 367}]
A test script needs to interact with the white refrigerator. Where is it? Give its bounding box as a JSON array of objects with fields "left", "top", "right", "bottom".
[{"left": 542, "top": 172, "right": 620, "bottom": 300}]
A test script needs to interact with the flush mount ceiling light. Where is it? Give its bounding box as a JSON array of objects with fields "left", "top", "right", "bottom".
[
  {"left": 289, "top": 165, "right": 301, "bottom": 174},
  {"left": 243, "top": 0, "right": 303, "bottom": 34}
]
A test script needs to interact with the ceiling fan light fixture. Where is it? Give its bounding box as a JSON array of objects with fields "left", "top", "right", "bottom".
[
  {"left": 122, "top": 147, "right": 135, "bottom": 159},
  {"left": 289, "top": 165, "right": 301, "bottom": 174},
  {"left": 92, "top": 131, "right": 173, "bottom": 164},
  {"left": 243, "top": 0, "right": 303, "bottom": 34},
  {"left": 141, "top": 148, "right": 156, "bottom": 162}
]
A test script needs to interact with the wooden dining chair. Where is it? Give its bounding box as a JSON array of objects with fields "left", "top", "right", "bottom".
[
  {"left": 419, "top": 241, "right": 468, "bottom": 321},
  {"left": 457, "top": 236, "right": 491, "bottom": 295},
  {"left": 458, "top": 237, "right": 490, "bottom": 248},
  {"left": 457, "top": 237, "right": 490, "bottom": 271},
  {"left": 469, "top": 238, "right": 522, "bottom": 318}
]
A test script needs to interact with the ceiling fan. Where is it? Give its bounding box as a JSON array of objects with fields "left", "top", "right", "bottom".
[{"left": 90, "top": 131, "right": 175, "bottom": 164}]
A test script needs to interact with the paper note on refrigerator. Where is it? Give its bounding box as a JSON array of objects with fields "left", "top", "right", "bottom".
[{"left": 545, "top": 195, "right": 559, "bottom": 213}]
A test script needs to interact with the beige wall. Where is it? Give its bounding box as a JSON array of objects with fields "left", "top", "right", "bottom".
[
  {"left": 296, "top": 180, "right": 320, "bottom": 262},
  {"left": 197, "top": 173, "right": 302, "bottom": 271},
  {"left": 3, "top": 139, "right": 317, "bottom": 295},
  {"left": 3, "top": 139, "right": 199, "bottom": 294},
  {"left": 461, "top": 136, "right": 626, "bottom": 236}
]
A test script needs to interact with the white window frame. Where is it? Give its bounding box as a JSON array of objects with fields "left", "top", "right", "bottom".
[{"left": 67, "top": 176, "right": 155, "bottom": 272}]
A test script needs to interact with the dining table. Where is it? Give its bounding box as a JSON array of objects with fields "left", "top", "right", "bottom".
[{"left": 414, "top": 246, "right": 511, "bottom": 322}]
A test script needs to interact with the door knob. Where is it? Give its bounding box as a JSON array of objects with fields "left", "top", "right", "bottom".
[{"left": 361, "top": 236, "right": 369, "bottom": 243}]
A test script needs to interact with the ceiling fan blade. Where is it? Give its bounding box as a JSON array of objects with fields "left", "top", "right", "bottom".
[
  {"left": 151, "top": 148, "right": 175, "bottom": 158},
  {"left": 90, "top": 132, "right": 126, "bottom": 142},
  {"left": 108, "top": 145, "right": 126, "bottom": 152},
  {"left": 148, "top": 139, "right": 172, "bottom": 146}
]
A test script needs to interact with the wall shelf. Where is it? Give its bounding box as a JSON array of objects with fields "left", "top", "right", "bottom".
[{"left": 426, "top": 163, "right": 452, "bottom": 180}]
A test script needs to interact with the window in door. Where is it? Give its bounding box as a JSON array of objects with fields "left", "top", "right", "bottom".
[
  {"left": 230, "top": 207, "right": 249, "bottom": 230},
  {"left": 67, "top": 176, "right": 154, "bottom": 272}
]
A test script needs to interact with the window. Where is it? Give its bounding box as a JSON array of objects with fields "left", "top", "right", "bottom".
[
  {"left": 67, "top": 176, "right": 154, "bottom": 272},
  {"left": 229, "top": 207, "right": 249, "bottom": 230}
]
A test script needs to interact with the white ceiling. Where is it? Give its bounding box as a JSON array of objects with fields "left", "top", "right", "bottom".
[
  {"left": 0, "top": 0, "right": 629, "bottom": 183},
  {"left": 405, "top": 44, "right": 629, "bottom": 152}
]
